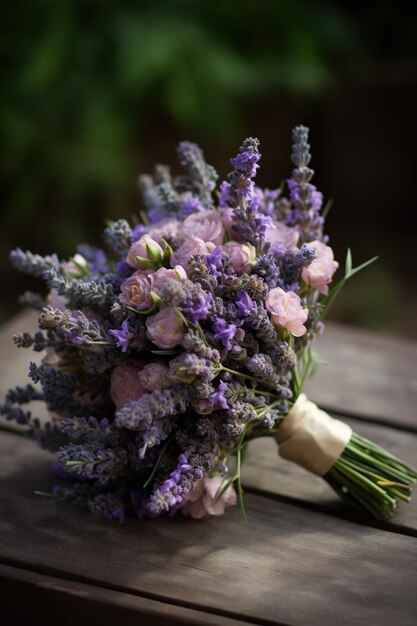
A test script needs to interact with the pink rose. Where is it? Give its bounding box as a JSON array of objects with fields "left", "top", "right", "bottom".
[
  {"left": 148, "top": 217, "right": 181, "bottom": 243},
  {"left": 168, "top": 353, "right": 195, "bottom": 384},
  {"left": 170, "top": 236, "right": 215, "bottom": 270},
  {"left": 138, "top": 361, "right": 172, "bottom": 391},
  {"left": 110, "top": 361, "right": 146, "bottom": 409},
  {"left": 126, "top": 235, "right": 164, "bottom": 268},
  {"left": 221, "top": 207, "right": 237, "bottom": 240},
  {"left": 42, "top": 347, "right": 61, "bottom": 367},
  {"left": 266, "top": 287, "right": 308, "bottom": 337},
  {"left": 264, "top": 221, "right": 299, "bottom": 251},
  {"left": 182, "top": 210, "right": 225, "bottom": 245},
  {"left": 151, "top": 266, "right": 187, "bottom": 297},
  {"left": 301, "top": 240, "right": 339, "bottom": 295},
  {"left": 222, "top": 241, "right": 255, "bottom": 275},
  {"left": 120, "top": 271, "right": 153, "bottom": 309},
  {"left": 146, "top": 306, "right": 185, "bottom": 349},
  {"left": 181, "top": 475, "right": 237, "bottom": 519},
  {"left": 47, "top": 288, "right": 67, "bottom": 312}
]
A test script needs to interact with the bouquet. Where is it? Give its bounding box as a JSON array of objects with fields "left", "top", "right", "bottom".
[{"left": 2, "top": 126, "right": 416, "bottom": 523}]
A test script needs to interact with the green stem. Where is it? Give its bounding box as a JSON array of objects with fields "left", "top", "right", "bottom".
[{"left": 220, "top": 365, "right": 276, "bottom": 390}]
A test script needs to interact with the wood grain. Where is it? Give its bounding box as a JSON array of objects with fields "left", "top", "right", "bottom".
[
  {"left": 0, "top": 563, "right": 249, "bottom": 626},
  {"left": 0, "top": 431, "right": 416, "bottom": 626},
  {"left": 305, "top": 322, "right": 417, "bottom": 429}
]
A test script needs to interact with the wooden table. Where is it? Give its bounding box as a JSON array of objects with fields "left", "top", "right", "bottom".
[{"left": 1, "top": 310, "right": 417, "bottom": 626}]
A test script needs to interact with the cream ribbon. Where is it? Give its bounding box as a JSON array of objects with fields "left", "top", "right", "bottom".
[{"left": 274, "top": 393, "right": 352, "bottom": 476}]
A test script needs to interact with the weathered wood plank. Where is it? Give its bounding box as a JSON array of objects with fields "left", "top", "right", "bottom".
[
  {"left": 242, "top": 415, "right": 417, "bottom": 533},
  {"left": 0, "top": 563, "right": 249, "bottom": 626},
  {"left": 0, "top": 431, "right": 416, "bottom": 626},
  {"left": 305, "top": 322, "right": 417, "bottom": 429}
]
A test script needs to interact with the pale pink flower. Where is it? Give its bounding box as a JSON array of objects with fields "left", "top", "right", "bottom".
[
  {"left": 181, "top": 475, "right": 237, "bottom": 519},
  {"left": 47, "top": 288, "right": 67, "bottom": 312},
  {"left": 151, "top": 266, "right": 187, "bottom": 297},
  {"left": 182, "top": 210, "right": 225, "bottom": 245},
  {"left": 170, "top": 236, "right": 215, "bottom": 270},
  {"left": 264, "top": 221, "right": 299, "bottom": 251},
  {"left": 222, "top": 241, "right": 255, "bottom": 275},
  {"left": 138, "top": 362, "right": 172, "bottom": 391},
  {"left": 221, "top": 207, "right": 236, "bottom": 240},
  {"left": 120, "top": 272, "right": 153, "bottom": 309},
  {"left": 42, "top": 347, "right": 61, "bottom": 367},
  {"left": 265, "top": 287, "right": 308, "bottom": 337},
  {"left": 301, "top": 240, "right": 339, "bottom": 295},
  {"left": 167, "top": 353, "right": 196, "bottom": 383},
  {"left": 148, "top": 217, "right": 181, "bottom": 243},
  {"left": 110, "top": 361, "right": 146, "bottom": 409},
  {"left": 146, "top": 306, "right": 185, "bottom": 349},
  {"left": 126, "top": 235, "right": 164, "bottom": 268}
]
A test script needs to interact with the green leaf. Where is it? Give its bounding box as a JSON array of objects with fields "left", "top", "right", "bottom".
[
  {"left": 135, "top": 256, "right": 155, "bottom": 270},
  {"left": 150, "top": 348, "right": 181, "bottom": 355},
  {"left": 126, "top": 302, "right": 159, "bottom": 316},
  {"left": 345, "top": 248, "right": 352, "bottom": 276},
  {"left": 322, "top": 198, "right": 333, "bottom": 220},
  {"left": 320, "top": 251, "right": 378, "bottom": 321},
  {"left": 213, "top": 475, "right": 237, "bottom": 504},
  {"left": 143, "top": 436, "right": 172, "bottom": 490}
]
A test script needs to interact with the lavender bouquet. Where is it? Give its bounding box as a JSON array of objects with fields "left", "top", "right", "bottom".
[{"left": 2, "top": 127, "right": 416, "bottom": 522}]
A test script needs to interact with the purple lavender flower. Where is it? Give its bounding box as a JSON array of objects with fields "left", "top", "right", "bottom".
[
  {"left": 280, "top": 244, "right": 317, "bottom": 291},
  {"left": 180, "top": 194, "right": 205, "bottom": 218},
  {"left": 57, "top": 442, "right": 128, "bottom": 484},
  {"left": 254, "top": 187, "right": 281, "bottom": 216},
  {"left": 39, "top": 306, "right": 107, "bottom": 347},
  {"left": 220, "top": 138, "right": 274, "bottom": 251},
  {"left": 108, "top": 319, "right": 131, "bottom": 352},
  {"left": 209, "top": 381, "right": 229, "bottom": 409},
  {"left": 253, "top": 255, "right": 283, "bottom": 289},
  {"left": 286, "top": 125, "right": 325, "bottom": 243},
  {"left": 212, "top": 318, "right": 238, "bottom": 351},
  {"left": 204, "top": 246, "right": 232, "bottom": 278},
  {"left": 116, "top": 260, "right": 134, "bottom": 279},
  {"left": 131, "top": 223, "right": 149, "bottom": 242},
  {"left": 10, "top": 248, "right": 60, "bottom": 277},
  {"left": 230, "top": 149, "right": 260, "bottom": 178},
  {"left": 235, "top": 291, "right": 255, "bottom": 316},
  {"left": 116, "top": 386, "right": 188, "bottom": 431},
  {"left": 177, "top": 140, "right": 218, "bottom": 209},
  {"left": 58, "top": 416, "right": 113, "bottom": 440},
  {"left": 103, "top": 220, "right": 132, "bottom": 257},
  {"left": 182, "top": 329, "right": 221, "bottom": 363},
  {"left": 224, "top": 401, "right": 258, "bottom": 437},
  {"left": 158, "top": 277, "right": 212, "bottom": 325},
  {"left": 146, "top": 453, "right": 203, "bottom": 517},
  {"left": 220, "top": 138, "right": 260, "bottom": 208},
  {"left": 88, "top": 494, "right": 125, "bottom": 523},
  {"left": 181, "top": 290, "right": 212, "bottom": 325}
]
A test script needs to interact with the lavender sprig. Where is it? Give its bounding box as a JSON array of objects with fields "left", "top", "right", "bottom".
[
  {"left": 103, "top": 219, "right": 132, "bottom": 257},
  {"left": 44, "top": 268, "right": 115, "bottom": 309},
  {"left": 287, "top": 125, "right": 325, "bottom": 243},
  {"left": 220, "top": 138, "right": 271, "bottom": 251},
  {"left": 10, "top": 248, "right": 60, "bottom": 277}
]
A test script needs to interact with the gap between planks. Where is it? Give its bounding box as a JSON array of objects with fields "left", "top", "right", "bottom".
[{"left": 0, "top": 562, "right": 281, "bottom": 626}]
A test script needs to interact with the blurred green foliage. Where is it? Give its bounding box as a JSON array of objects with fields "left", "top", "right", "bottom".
[{"left": 0, "top": 0, "right": 356, "bottom": 251}]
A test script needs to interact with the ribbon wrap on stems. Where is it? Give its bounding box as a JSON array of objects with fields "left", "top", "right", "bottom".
[{"left": 274, "top": 394, "right": 352, "bottom": 476}]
